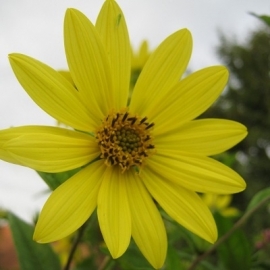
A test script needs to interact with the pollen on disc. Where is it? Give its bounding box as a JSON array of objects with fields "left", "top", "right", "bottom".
[{"left": 96, "top": 109, "right": 155, "bottom": 172}]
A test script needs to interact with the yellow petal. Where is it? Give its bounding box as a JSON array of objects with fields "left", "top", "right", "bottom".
[
  {"left": 0, "top": 148, "right": 20, "bottom": 165},
  {"left": 132, "top": 40, "right": 149, "bottom": 70},
  {"left": 130, "top": 29, "right": 192, "bottom": 115},
  {"left": 221, "top": 207, "right": 240, "bottom": 217},
  {"left": 9, "top": 54, "right": 95, "bottom": 132},
  {"left": 34, "top": 160, "right": 104, "bottom": 242},
  {"left": 201, "top": 193, "right": 219, "bottom": 208},
  {"left": 202, "top": 194, "right": 240, "bottom": 217},
  {"left": 0, "top": 125, "right": 77, "bottom": 165},
  {"left": 97, "top": 166, "right": 131, "bottom": 258},
  {"left": 215, "top": 194, "right": 232, "bottom": 209},
  {"left": 3, "top": 126, "right": 99, "bottom": 172},
  {"left": 96, "top": 0, "right": 131, "bottom": 109},
  {"left": 152, "top": 66, "right": 229, "bottom": 135},
  {"left": 0, "top": 126, "right": 33, "bottom": 165},
  {"left": 64, "top": 8, "right": 113, "bottom": 120},
  {"left": 155, "top": 119, "right": 247, "bottom": 156},
  {"left": 147, "top": 151, "right": 246, "bottom": 194},
  {"left": 143, "top": 167, "right": 217, "bottom": 243},
  {"left": 127, "top": 171, "right": 167, "bottom": 269}
]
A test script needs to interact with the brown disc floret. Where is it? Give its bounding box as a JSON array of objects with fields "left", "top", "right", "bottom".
[{"left": 96, "top": 109, "right": 155, "bottom": 172}]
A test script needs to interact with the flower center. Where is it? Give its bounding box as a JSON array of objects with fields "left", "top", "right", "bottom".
[{"left": 96, "top": 109, "right": 155, "bottom": 172}]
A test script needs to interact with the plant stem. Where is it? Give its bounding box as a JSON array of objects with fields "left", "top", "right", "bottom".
[
  {"left": 187, "top": 196, "right": 270, "bottom": 270},
  {"left": 63, "top": 223, "right": 87, "bottom": 270}
]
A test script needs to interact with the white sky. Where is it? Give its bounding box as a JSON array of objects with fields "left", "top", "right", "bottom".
[{"left": 0, "top": 0, "right": 269, "bottom": 222}]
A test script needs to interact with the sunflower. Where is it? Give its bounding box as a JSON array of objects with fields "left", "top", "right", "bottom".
[{"left": 0, "top": 0, "right": 247, "bottom": 268}]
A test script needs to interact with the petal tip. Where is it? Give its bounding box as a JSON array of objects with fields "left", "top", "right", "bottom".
[
  {"left": 231, "top": 177, "right": 247, "bottom": 194},
  {"left": 181, "top": 28, "right": 191, "bottom": 35},
  {"left": 203, "top": 220, "right": 218, "bottom": 244},
  {"left": 218, "top": 65, "right": 229, "bottom": 78},
  {"left": 110, "top": 250, "right": 123, "bottom": 259},
  {"left": 8, "top": 53, "right": 21, "bottom": 64},
  {"left": 209, "top": 229, "right": 218, "bottom": 244},
  {"left": 33, "top": 229, "right": 56, "bottom": 244},
  {"left": 33, "top": 231, "right": 44, "bottom": 243},
  {"left": 239, "top": 180, "right": 247, "bottom": 191},
  {"left": 180, "top": 28, "right": 192, "bottom": 43},
  {"left": 107, "top": 242, "right": 129, "bottom": 259},
  {"left": 65, "top": 7, "right": 80, "bottom": 19}
]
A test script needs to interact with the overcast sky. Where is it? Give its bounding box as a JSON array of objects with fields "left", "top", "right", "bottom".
[{"left": 0, "top": 0, "right": 269, "bottom": 222}]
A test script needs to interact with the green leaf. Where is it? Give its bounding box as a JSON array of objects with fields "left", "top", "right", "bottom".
[
  {"left": 252, "top": 250, "right": 270, "bottom": 270},
  {"left": 249, "top": 12, "right": 270, "bottom": 27},
  {"left": 73, "top": 257, "right": 99, "bottom": 270},
  {"left": 246, "top": 187, "right": 270, "bottom": 212},
  {"left": 174, "top": 251, "right": 218, "bottom": 270},
  {"left": 165, "top": 246, "right": 186, "bottom": 270},
  {"left": 8, "top": 212, "right": 61, "bottom": 270},
  {"left": 37, "top": 167, "right": 81, "bottom": 190},
  {"left": 215, "top": 213, "right": 251, "bottom": 270}
]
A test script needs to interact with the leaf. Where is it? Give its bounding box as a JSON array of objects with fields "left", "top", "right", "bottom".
[
  {"left": 249, "top": 12, "right": 270, "bottom": 27},
  {"left": 246, "top": 187, "right": 270, "bottom": 212},
  {"left": 165, "top": 246, "right": 186, "bottom": 270},
  {"left": 252, "top": 250, "right": 270, "bottom": 270},
  {"left": 73, "top": 257, "right": 100, "bottom": 270},
  {"left": 174, "top": 251, "right": 218, "bottom": 270},
  {"left": 37, "top": 167, "right": 81, "bottom": 190},
  {"left": 215, "top": 213, "right": 251, "bottom": 270},
  {"left": 8, "top": 212, "right": 61, "bottom": 270}
]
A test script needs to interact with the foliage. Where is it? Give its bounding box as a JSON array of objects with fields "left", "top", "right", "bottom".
[
  {"left": 202, "top": 27, "right": 270, "bottom": 207},
  {"left": 8, "top": 212, "right": 61, "bottom": 270},
  {"left": 249, "top": 13, "right": 270, "bottom": 28}
]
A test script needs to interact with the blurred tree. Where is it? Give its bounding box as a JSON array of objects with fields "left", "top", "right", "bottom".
[{"left": 202, "top": 27, "right": 270, "bottom": 211}]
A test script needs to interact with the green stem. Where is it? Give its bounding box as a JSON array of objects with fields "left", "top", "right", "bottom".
[
  {"left": 63, "top": 223, "right": 87, "bottom": 270},
  {"left": 187, "top": 196, "right": 270, "bottom": 270}
]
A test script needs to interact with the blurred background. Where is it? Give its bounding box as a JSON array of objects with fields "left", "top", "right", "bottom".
[{"left": 0, "top": 0, "right": 270, "bottom": 224}]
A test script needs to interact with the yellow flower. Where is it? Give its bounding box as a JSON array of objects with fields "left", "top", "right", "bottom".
[
  {"left": 0, "top": 0, "right": 247, "bottom": 268},
  {"left": 131, "top": 40, "right": 150, "bottom": 71},
  {"left": 201, "top": 193, "right": 240, "bottom": 217},
  {"left": 130, "top": 41, "right": 150, "bottom": 90}
]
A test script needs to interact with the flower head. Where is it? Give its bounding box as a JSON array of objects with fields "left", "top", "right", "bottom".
[
  {"left": 201, "top": 193, "right": 240, "bottom": 217},
  {"left": 0, "top": 0, "right": 247, "bottom": 268},
  {"left": 130, "top": 40, "right": 150, "bottom": 90},
  {"left": 131, "top": 40, "right": 150, "bottom": 71}
]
